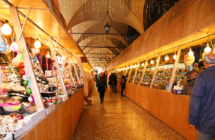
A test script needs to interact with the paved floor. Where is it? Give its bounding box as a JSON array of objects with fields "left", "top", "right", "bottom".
[{"left": 73, "top": 84, "right": 185, "bottom": 140}]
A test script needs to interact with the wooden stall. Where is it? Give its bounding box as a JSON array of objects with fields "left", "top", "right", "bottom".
[
  {"left": 18, "top": 87, "right": 84, "bottom": 140},
  {"left": 108, "top": 0, "right": 215, "bottom": 140}
]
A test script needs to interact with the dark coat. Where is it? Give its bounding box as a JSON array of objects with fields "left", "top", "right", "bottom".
[
  {"left": 109, "top": 74, "right": 117, "bottom": 85},
  {"left": 189, "top": 65, "right": 215, "bottom": 135},
  {"left": 97, "top": 76, "right": 107, "bottom": 93}
]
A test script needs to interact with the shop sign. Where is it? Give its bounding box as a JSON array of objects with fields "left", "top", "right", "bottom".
[{"left": 184, "top": 54, "right": 195, "bottom": 66}]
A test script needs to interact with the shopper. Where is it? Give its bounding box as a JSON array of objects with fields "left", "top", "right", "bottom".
[
  {"left": 109, "top": 73, "right": 113, "bottom": 89},
  {"left": 110, "top": 73, "right": 117, "bottom": 93},
  {"left": 189, "top": 54, "right": 215, "bottom": 140},
  {"left": 120, "top": 75, "right": 126, "bottom": 97},
  {"left": 97, "top": 72, "right": 107, "bottom": 103}
]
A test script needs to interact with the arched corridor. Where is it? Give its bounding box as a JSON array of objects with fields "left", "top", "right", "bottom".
[{"left": 73, "top": 84, "right": 185, "bottom": 140}]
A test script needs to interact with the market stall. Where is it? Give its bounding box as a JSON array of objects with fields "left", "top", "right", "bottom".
[{"left": 0, "top": 0, "right": 87, "bottom": 139}]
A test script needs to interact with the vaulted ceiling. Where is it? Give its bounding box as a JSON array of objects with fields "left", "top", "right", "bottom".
[
  {"left": 55, "top": 0, "right": 145, "bottom": 69},
  {"left": 55, "top": 0, "right": 178, "bottom": 69}
]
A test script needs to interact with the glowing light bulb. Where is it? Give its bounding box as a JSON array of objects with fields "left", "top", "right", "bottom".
[
  {"left": 141, "top": 63, "right": 144, "bottom": 66},
  {"left": 46, "top": 51, "right": 51, "bottom": 58},
  {"left": 173, "top": 53, "right": 177, "bottom": 59},
  {"left": 1, "top": 20, "right": 12, "bottom": 35},
  {"left": 34, "top": 39, "right": 41, "bottom": 48},
  {"left": 35, "top": 48, "right": 40, "bottom": 54},
  {"left": 150, "top": 60, "right": 154, "bottom": 64},
  {"left": 188, "top": 48, "right": 194, "bottom": 56},
  {"left": 10, "top": 39, "right": 19, "bottom": 52},
  {"left": 165, "top": 55, "right": 169, "bottom": 60},
  {"left": 146, "top": 63, "right": 148, "bottom": 66},
  {"left": 204, "top": 43, "right": 211, "bottom": 53},
  {"left": 62, "top": 55, "right": 65, "bottom": 59}
]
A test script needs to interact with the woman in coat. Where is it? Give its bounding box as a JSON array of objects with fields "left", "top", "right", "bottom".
[{"left": 97, "top": 72, "right": 107, "bottom": 103}]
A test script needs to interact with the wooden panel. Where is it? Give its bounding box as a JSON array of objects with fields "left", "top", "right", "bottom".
[
  {"left": 21, "top": 118, "right": 48, "bottom": 140},
  {"left": 124, "top": 83, "right": 196, "bottom": 140},
  {"left": 19, "top": 87, "right": 85, "bottom": 140}
]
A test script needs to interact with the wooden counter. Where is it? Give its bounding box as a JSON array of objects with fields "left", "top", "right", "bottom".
[
  {"left": 87, "top": 79, "right": 94, "bottom": 96},
  {"left": 117, "top": 81, "right": 196, "bottom": 140},
  {"left": 18, "top": 87, "right": 84, "bottom": 140}
]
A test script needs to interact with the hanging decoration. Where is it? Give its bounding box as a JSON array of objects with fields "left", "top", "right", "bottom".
[{"left": 1, "top": 20, "right": 12, "bottom": 35}]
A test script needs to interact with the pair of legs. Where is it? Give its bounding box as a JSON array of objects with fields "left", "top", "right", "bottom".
[
  {"left": 121, "top": 83, "right": 125, "bottom": 96},
  {"left": 112, "top": 84, "right": 117, "bottom": 93},
  {"left": 197, "top": 130, "right": 215, "bottom": 140},
  {"left": 99, "top": 92, "right": 105, "bottom": 103}
]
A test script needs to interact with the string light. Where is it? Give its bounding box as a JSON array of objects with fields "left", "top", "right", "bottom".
[
  {"left": 173, "top": 53, "right": 177, "bottom": 59},
  {"left": 34, "top": 38, "right": 41, "bottom": 48},
  {"left": 204, "top": 43, "right": 211, "bottom": 53},
  {"left": 150, "top": 60, "right": 154, "bottom": 64},
  {"left": 46, "top": 51, "right": 51, "bottom": 58},
  {"left": 165, "top": 55, "right": 169, "bottom": 60},
  {"left": 1, "top": 20, "right": 12, "bottom": 35},
  {"left": 10, "top": 38, "right": 18, "bottom": 52},
  {"left": 188, "top": 48, "right": 194, "bottom": 56}
]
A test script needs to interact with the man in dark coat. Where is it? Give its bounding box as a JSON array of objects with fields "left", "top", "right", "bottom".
[{"left": 189, "top": 54, "right": 215, "bottom": 140}]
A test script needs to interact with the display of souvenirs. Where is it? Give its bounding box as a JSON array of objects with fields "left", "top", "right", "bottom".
[
  {"left": 141, "top": 69, "right": 153, "bottom": 87},
  {"left": 134, "top": 67, "right": 143, "bottom": 85},
  {"left": 128, "top": 68, "right": 135, "bottom": 83},
  {"left": 0, "top": 113, "right": 31, "bottom": 134}
]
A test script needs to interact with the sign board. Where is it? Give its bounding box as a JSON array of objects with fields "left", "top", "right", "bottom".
[{"left": 45, "top": 70, "right": 53, "bottom": 77}]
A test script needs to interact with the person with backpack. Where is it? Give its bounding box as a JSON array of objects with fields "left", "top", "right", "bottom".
[{"left": 120, "top": 75, "right": 126, "bottom": 97}]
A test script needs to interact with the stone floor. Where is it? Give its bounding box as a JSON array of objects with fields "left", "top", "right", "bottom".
[{"left": 73, "top": 84, "right": 185, "bottom": 140}]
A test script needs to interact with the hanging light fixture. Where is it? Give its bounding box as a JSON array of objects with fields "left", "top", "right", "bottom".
[
  {"left": 173, "top": 53, "right": 177, "bottom": 59},
  {"left": 150, "top": 60, "right": 154, "bottom": 64},
  {"left": 146, "top": 63, "right": 148, "bottom": 66},
  {"left": 35, "top": 48, "right": 40, "bottom": 54},
  {"left": 102, "top": 0, "right": 113, "bottom": 34},
  {"left": 204, "top": 43, "right": 211, "bottom": 53},
  {"left": 141, "top": 63, "right": 144, "bottom": 66},
  {"left": 10, "top": 38, "right": 19, "bottom": 52},
  {"left": 34, "top": 38, "right": 41, "bottom": 48},
  {"left": 1, "top": 20, "right": 12, "bottom": 35},
  {"left": 46, "top": 51, "right": 51, "bottom": 58},
  {"left": 165, "top": 55, "right": 169, "bottom": 60},
  {"left": 188, "top": 48, "right": 194, "bottom": 56},
  {"left": 62, "top": 55, "right": 65, "bottom": 59}
]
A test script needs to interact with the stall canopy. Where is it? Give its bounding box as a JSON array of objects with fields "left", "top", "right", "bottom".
[{"left": 0, "top": 0, "right": 90, "bottom": 59}]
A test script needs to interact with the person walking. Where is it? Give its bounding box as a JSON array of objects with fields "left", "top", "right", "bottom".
[
  {"left": 189, "top": 54, "right": 215, "bottom": 140},
  {"left": 110, "top": 73, "right": 117, "bottom": 93},
  {"left": 120, "top": 75, "right": 126, "bottom": 97},
  {"left": 97, "top": 72, "right": 107, "bottom": 103},
  {"left": 109, "top": 73, "right": 113, "bottom": 89}
]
